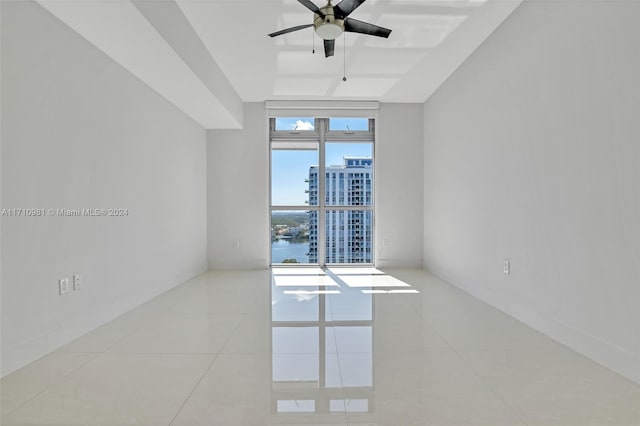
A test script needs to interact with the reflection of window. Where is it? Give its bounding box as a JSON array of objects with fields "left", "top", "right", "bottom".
[
  {"left": 331, "top": 399, "right": 369, "bottom": 413},
  {"left": 270, "top": 271, "right": 374, "bottom": 415},
  {"left": 277, "top": 400, "right": 315, "bottom": 413},
  {"left": 272, "top": 353, "right": 319, "bottom": 383}
]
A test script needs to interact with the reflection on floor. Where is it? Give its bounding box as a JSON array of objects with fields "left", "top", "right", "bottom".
[{"left": 2, "top": 268, "right": 639, "bottom": 425}]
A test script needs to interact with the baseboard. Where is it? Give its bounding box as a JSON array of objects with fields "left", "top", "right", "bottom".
[
  {"left": 208, "top": 259, "right": 269, "bottom": 270},
  {"left": 1, "top": 266, "right": 207, "bottom": 378},
  {"left": 425, "top": 265, "right": 640, "bottom": 385},
  {"left": 375, "top": 258, "right": 423, "bottom": 269}
]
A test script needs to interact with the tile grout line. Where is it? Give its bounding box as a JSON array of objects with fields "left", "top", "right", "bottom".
[
  {"left": 168, "top": 312, "right": 249, "bottom": 426},
  {"left": 216, "top": 311, "right": 252, "bottom": 355},
  {"left": 423, "top": 315, "right": 530, "bottom": 426},
  {"left": 168, "top": 352, "right": 220, "bottom": 426},
  {"left": 2, "top": 287, "right": 193, "bottom": 419},
  {"left": 2, "top": 305, "right": 192, "bottom": 418},
  {"left": 416, "top": 268, "right": 532, "bottom": 426},
  {"left": 326, "top": 293, "right": 350, "bottom": 421},
  {"left": 97, "top": 314, "right": 161, "bottom": 353},
  {"left": 1, "top": 351, "right": 100, "bottom": 418},
  {"left": 462, "top": 355, "right": 530, "bottom": 426}
]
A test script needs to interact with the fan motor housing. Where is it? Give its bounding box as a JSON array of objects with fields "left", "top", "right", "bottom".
[{"left": 314, "top": 6, "right": 344, "bottom": 40}]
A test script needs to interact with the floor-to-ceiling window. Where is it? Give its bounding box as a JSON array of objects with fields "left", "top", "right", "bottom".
[{"left": 270, "top": 117, "right": 375, "bottom": 266}]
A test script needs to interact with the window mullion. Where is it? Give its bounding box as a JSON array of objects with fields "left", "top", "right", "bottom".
[{"left": 318, "top": 118, "right": 327, "bottom": 267}]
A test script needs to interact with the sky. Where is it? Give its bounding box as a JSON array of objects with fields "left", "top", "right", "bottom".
[
  {"left": 272, "top": 117, "right": 373, "bottom": 206},
  {"left": 275, "top": 117, "right": 315, "bottom": 131},
  {"left": 275, "top": 117, "right": 370, "bottom": 132},
  {"left": 272, "top": 142, "right": 373, "bottom": 206}
]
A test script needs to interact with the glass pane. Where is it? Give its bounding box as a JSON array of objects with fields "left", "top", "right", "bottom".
[
  {"left": 325, "top": 143, "right": 373, "bottom": 206},
  {"left": 329, "top": 117, "right": 369, "bottom": 131},
  {"left": 272, "top": 148, "right": 318, "bottom": 206},
  {"left": 272, "top": 211, "right": 311, "bottom": 264},
  {"left": 275, "top": 117, "right": 315, "bottom": 131},
  {"left": 323, "top": 210, "right": 373, "bottom": 264}
]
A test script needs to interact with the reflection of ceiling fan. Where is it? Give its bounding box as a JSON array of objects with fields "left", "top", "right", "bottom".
[{"left": 268, "top": 0, "right": 392, "bottom": 58}]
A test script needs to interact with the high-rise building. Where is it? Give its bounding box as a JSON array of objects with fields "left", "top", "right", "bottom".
[{"left": 308, "top": 157, "right": 373, "bottom": 263}]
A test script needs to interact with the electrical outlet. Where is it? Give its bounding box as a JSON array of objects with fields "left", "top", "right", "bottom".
[
  {"left": 73, "top": 274, "right": 81, "bottom": 290},
  {"left": 383, "top": 238, "right": 389, "bottom": 248},
  {"left": 59, "top": 278, "right": 70, "bottom": 295},
  {"left": 503, "top": 259, "right": 510, "bottom": 275}
]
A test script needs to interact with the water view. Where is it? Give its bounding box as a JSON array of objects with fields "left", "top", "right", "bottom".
[
  {"left": 271, "top": 211, "right": 310, "bottom": 264},
  {"left": 271, "top": 240, "right": 309, "bottom": 264}
]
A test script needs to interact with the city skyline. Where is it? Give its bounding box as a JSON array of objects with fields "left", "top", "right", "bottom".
[
  {"left": 308, "top": 157, "right": 373, "bottom": 264},
  {"left": 271, "top": 144, "right": 372, "bottom": 206}
]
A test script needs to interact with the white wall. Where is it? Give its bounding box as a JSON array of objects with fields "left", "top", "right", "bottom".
[
  {"left": 207, "top": 103, "right": 269, "bottom": 269},
  {"left": 376, "top": 104, "right": 424, "bottom": 268},
  {"left": 1, "top": 1, "right": 208, "bottom": 376},
  {"left": 423, "top": 0, "right": 640, "bottom": 383},
  {"left": 207, "top": 103, "right": 423, "bottom": 270}
]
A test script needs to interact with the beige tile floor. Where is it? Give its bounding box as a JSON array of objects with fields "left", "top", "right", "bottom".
[{"left": 1, "top": 269, "right": 639, "bottom": 425}]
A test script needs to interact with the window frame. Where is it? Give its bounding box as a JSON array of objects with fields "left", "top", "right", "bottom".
[{"left": 270, "top": 117, "right": 375, "bottom": 266}]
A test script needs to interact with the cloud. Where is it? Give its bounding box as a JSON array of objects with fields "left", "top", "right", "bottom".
[
  {"left": 295, "top": 120, "right": 314, "bottom": 131},
  {"left": 294, "top": 293, "right": 316, "bottom": 302}
]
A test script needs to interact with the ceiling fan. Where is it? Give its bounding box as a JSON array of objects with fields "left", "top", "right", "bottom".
[{"left": 268, "top": 0, "right": 392, "bottom": 58}]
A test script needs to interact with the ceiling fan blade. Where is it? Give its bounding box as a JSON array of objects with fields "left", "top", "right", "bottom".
[
  {"left": 334, "top": 0, "right": 367, "bottom": 18},
  {"left": 344, "top": 18, "right": 391, "bottom": 38},
  {"left": 268, "top": 23, "right": 314, "bottom": 37},
  {"left": 298, "top": 0, "right": 325, "bottom": 18},
  {"left": 324, "top": 39, "right": 335, "bottom": 57}
]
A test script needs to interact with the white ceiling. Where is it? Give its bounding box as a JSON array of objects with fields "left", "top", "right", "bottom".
[
  {"left": 37, "top": 0, "right": 522, "bottom": 128},
  {"left": 176, "top": 0, "right": 522, "bottom": 102}
]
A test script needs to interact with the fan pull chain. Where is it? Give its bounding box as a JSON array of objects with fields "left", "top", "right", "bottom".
[
  {"left": 312, "top": 30, "right": 315, "bottom": 54},
  {"left": 343, "top": 33, "right": 347, "bottom": 81}
]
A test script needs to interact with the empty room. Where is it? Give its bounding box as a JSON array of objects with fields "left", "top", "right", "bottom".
[{"left": 1, "top": 0, "right": 639, "bottom": 425}]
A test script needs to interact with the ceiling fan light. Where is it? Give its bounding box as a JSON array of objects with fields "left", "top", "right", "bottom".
[{"left": 315, "top": 22, "right": 343, "bottom": 40}]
